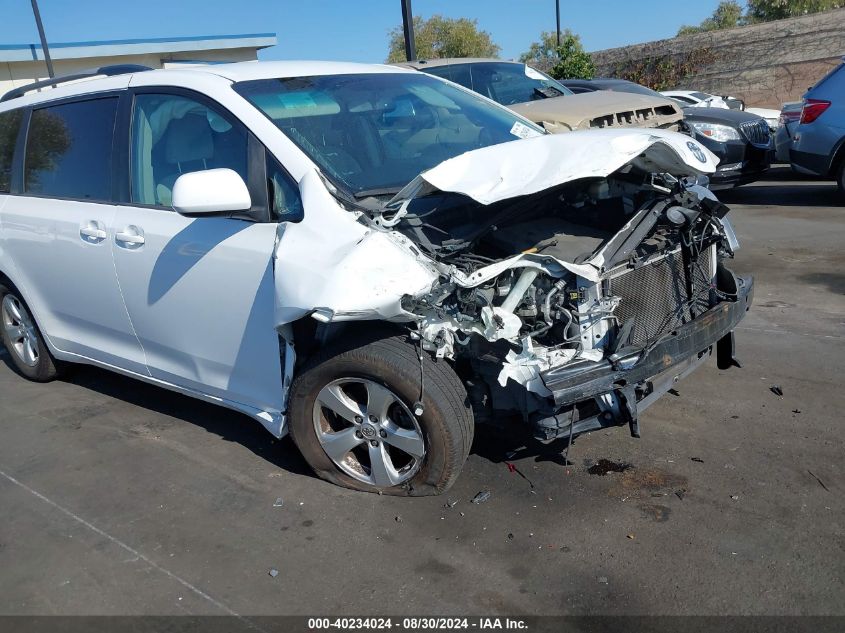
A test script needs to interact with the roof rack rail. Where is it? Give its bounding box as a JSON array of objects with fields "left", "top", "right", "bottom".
[{"left": 0, "top": 64, "right": 153, "bottom": 103}]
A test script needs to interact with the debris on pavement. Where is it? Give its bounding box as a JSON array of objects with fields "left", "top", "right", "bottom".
[
  {"left": 598, "top": 576, "right": 608, "bottom": 584},
  {"left": 394, "top": 515, "right": 402, "bottom": 523},
  {"left": 445, "top": 499, "right": 459, "bottom": 508},
  {"left": 807, "top": 470, "right": 829, "bottom": 492},
  {"left": 770, "top": 385, "right": 784, "bottom": 397},
  {"left": 792, "top": 409, "right": 801, "bottom": 414},
  {"left": 587, "top": 459, "right": 632, "bottom": 475},
  {"left": 507, "top": 533, "right": 514, "bottom": 541},
  {"left": 627, "top": 533, "right": 635, "bottom": 540},
  {"left": 269, "top": 568, "right": 279, "bottom": 578},
  {"left": 675, "top": 489, "right": 686, "bottom": 500},
  {"left": 471, "top": 490, "right": 492, "bottom": 504},
  {"left": 730, "top": 495, "right": 739, "bottom": 501},
  {"left": 273, "top": 497, "right": 284, "bottom": 507},
  {"left": 505, "top": 462, "right": 535, "bottom": 488},
  {"left": 691, "top": 457, "right": 704, "bottom": 463}
]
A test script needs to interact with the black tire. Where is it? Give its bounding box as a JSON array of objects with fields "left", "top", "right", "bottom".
[
  {"left": 837, "top": 161, "right": 845, "bottom": 196},
  {"left": 288, "top": 333, "right": 474, "bottom": 496},
  {"left": 0, "top": 285, "right": 60, "bottom": 382}
]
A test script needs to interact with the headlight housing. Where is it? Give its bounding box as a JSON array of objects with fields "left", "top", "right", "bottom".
[{"left": 689, "top": 121, "right": 741, "bottom": 142}]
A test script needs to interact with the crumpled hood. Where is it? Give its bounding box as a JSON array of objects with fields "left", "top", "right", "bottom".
[
  {"left": 416, "top": 128, "right": 719, "bottom": 206},
  {"left": 510, "top": 90, "right": 681, "bottom": 130}
]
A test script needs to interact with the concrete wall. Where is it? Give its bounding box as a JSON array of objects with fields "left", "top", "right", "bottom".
[
  {"left": 0, "top": 47, "right": 259, "bottom": 97},
  {"left": 591, "top": 8, "right": 845, "bottom": 108}
]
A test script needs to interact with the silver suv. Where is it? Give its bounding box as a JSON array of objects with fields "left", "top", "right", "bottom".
[{"left": 790, "top": 58, "right": 845, "bottom": 193}]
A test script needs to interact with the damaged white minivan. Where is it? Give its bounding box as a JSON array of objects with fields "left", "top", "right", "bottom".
[{"left": 0, "top": 62, "right": 752, "bottom": 495}]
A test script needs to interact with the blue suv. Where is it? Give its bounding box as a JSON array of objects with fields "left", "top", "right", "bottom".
[{"left": 790, "top": 59, "right": 845, "bottom": 194}]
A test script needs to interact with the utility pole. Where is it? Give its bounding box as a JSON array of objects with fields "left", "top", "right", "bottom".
[
  {"left": 30, "top": 0, "right": 55, "bottom": 79},
  {"left": 555, "top": 0, "right": 561, "bottom": 47},
  {"left": 401, "top": 0, "right": 416, "bottom": 61}
]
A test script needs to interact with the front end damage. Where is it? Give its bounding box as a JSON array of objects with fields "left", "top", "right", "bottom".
[
  {"left": 370, "top": 130, "right": 753, "bottom": 442},
  {"left": 277, "top": 129, "right": 753, "bottom": 444}
]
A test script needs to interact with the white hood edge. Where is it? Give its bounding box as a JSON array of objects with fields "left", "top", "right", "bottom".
[{"left": 419, "top": 128, "right": 719, "bottom": 206}]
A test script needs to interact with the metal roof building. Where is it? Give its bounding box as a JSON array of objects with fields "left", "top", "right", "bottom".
[{"left": 0, "top": 33, "right": 277, "bottom": 95}]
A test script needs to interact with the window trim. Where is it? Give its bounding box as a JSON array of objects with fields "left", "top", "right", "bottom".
[
  {"left": 16, "top": 92, "right": 123, "bottom": 205},
  {"left": 0, "top": 108, "right": 25, "bottom": 194},
  {"left": 122, "top": 86, "right": 271, "bottom": 223}
]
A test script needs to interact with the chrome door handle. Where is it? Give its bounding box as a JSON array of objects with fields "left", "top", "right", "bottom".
[
  {"left": 80, "top": 226, "right": 107, "bottom": 240},
  {"left": 115, "top": 226, "right": 145, "bottom": 246}
]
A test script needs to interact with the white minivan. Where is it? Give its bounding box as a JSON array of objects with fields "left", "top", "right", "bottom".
[{"left": 0, "top": 62, "right": 752, "bottom": 495}]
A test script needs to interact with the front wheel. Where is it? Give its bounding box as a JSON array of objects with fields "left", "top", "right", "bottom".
[{"left": 287, "top": 335, "right": 473, "bottom": 495}]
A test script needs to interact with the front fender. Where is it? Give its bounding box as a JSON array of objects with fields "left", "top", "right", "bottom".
[{"left": 274, "top": 171, "right": 438, "bottom": 326}]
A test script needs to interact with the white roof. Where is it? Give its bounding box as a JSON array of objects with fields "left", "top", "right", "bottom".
[
  {"left": 0, "top": 60, "right": 414, "bottom": 110},
  {"left": 198, "top": 60, "right": 413, "bottom": 81}
]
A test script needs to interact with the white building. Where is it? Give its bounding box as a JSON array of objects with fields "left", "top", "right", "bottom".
[{"left": 0, "top": 33, "right": 277, "bottom": 96}]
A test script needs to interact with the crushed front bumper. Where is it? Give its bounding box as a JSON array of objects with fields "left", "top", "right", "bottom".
[{"left": 533, "top": 274, "right": 754, "bottom": 440}]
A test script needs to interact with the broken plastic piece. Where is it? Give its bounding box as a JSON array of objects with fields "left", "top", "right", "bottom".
[
  {"left": 770, "top": 385, "right": 783, "bottom": 396},
  {"left": 269, "top": 568, "right": 279, "bottom": 578},
  {"left": 471, "top": 490, "right": 492, "bottom": 504},
  {"left": 273, "top": 497, "right": 284, "bottom": 507}
]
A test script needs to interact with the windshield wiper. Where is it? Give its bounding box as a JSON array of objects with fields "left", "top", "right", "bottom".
[{"left": 353, "top": 186, "right": 404, "bottom": 199}]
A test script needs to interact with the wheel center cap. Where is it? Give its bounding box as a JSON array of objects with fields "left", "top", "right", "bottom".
[{"left": 360, "top": 424, "right": 377, "bottom": 439}]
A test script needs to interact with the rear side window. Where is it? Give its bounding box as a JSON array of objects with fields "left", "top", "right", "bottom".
[
  {"left": 0, "top": 109, "right": 23, "bottom": 193},
  {"left": 24, "top": 97, "right": 118, "bottom": 201}
]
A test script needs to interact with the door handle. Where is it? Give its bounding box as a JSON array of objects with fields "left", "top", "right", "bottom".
[
  {"left": 79, "top": 221, "right": 107, "bottom": 243},
  {"left": 115, "top": 226, "right": 145, "bottom": 247}
]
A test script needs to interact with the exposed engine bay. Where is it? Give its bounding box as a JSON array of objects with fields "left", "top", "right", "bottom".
[
  {"left": 378, "top": 169, "right": 745, "bottom": 440},
  {"left": 273, "top": 130, "right": 752, "bottom": 445}
]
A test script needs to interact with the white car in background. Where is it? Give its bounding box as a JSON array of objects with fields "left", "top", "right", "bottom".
[
  {"left": 0, "top": 61, "right": 752, "bottom": 496},
  {"left": 661, "top": 90, "right": 731, "bottom": 109}
]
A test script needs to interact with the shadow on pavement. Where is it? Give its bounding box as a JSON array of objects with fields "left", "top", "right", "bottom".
[{"left": 61, "top": 363, "right": 314, "bottom": 478}]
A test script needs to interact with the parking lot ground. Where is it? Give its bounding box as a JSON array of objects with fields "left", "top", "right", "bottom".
[{"left": 1, "top": 168, "right": 843, "bottom": 617}]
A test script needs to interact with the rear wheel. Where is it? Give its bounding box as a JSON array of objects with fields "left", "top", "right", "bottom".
[
  {"left": 0, "top": 287, "right": 60, "bottom": 382},
  {"left": 837, "top": 160, "right": 845, "bottom": 195},
  {"left": 288, "top": 334, "right": 473, "bottom": 495}
]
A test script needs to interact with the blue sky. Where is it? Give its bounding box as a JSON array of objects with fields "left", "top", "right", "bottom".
[{"left": 1, "top": 0, "right": 724, "bottom": 62}]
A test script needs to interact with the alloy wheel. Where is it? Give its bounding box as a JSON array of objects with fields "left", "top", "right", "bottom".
[
  {"left": 312, "top": 377, "right": 426, "bottom": 487},
  {"left": 1, "top": 294, "right": 40, "bottom": 367}
]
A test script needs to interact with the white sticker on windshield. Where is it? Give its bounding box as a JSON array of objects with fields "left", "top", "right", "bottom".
[
  {"left": 524, "top": 66, "right": 547, "bottom": 80},
  {"left": 510, "top": 121, "right": 541, "bottom": 139}
]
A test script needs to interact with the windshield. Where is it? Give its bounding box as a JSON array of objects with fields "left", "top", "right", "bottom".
[
  {"left": 424, "top": 62, "right": 572, "bottom": 106},
  {"left": 602, "top": 82, "right": 665, "bottom": 98},
  {"left": 235, "top": 73, "right": 541, "bottom": 197}
]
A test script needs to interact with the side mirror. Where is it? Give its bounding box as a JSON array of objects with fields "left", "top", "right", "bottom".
[{"left": 172, "top": 168, "right": 251, "bottom": 216}]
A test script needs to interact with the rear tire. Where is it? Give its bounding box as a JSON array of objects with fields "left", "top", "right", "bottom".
[
  {"left": 0, "top": 286, "right": 60, "bottom": 382},
  {"left": 288, "top": 334, "right": 473, "bottom": 496}
]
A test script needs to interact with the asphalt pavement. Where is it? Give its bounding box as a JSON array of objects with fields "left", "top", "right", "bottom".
[{"left": 0, "top": 168, "right": 843, "bottom": 617}]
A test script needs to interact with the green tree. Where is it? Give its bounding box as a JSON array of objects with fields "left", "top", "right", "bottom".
[
  {"left": 519, "top": 30, "right": 595, "bottom": 79},
  {"left": 386, "top": 15, "right": 500, "bottom": 63},
  {"left": 745, "top": 0, "right": 843, "bottom": 21},
  {"left": 677, "top": 1, "right": 744, "bottom": 35},
  {"left": 677, "top": 0, "right": 842, "bottom": 34}
]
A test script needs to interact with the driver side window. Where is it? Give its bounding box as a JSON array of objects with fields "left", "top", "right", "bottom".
[{"left": 130, "top": 93, "right": 248, "bottom": 207}]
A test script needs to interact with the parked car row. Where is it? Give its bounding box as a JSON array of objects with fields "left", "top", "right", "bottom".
[
  {"left": 0, "top": 60, "right": 752, "bottom": 495},
  {"left": 557, "top": 78, "right": 774, "bottom": 189}
]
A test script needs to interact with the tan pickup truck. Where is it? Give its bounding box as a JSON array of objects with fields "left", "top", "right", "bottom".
[{"left": 399, "top": 58, "right": 684, "bottom": 134}]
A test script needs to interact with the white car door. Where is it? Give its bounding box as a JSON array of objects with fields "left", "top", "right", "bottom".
[
  {"left": 110, "top": 89, "right": 290, "bottom": 414},
  {"left": 0, "top": 96, "right": 146, "bottom": 373}
]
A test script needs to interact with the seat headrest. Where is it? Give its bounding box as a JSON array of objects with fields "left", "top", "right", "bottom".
[{"left": 164, "top": 113, "right": 213, "bottom": 164}]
